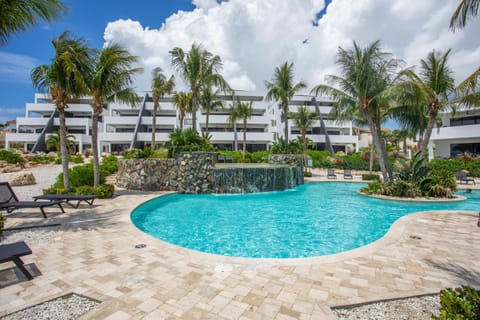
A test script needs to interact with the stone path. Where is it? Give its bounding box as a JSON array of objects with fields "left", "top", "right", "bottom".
[{"left": 1, "top": 187, "right": 479, "bottom": 319}]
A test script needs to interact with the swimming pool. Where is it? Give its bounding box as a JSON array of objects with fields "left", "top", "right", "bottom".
[{"left": 131, "top": 182, "right": 479, "bottom": 258}]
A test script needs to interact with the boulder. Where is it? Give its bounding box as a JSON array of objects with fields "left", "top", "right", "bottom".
[{"left": 9, "top": 171, "right": 36, "bottom": 186}]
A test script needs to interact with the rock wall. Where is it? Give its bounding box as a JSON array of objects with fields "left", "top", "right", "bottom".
[{"left": 116, "top": 152, "right": 303, "bottom": 194}]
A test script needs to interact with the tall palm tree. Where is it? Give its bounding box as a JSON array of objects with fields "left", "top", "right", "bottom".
[
  {"left": 233, "top": 100, "right": 253, "bottom": 159},
  {"left": 170, "top": 43, "right": 230, "bottom": 132},
  {"left": 290, "top": 106, "right": 316, "bottom": 166},
  {"left": 31, "top": 31, "right": 91, "bottom": 190},
  {"left": 87, "top": 44, "right": 141, "bottom": 187},
  {"left": 393, "top": 49, "right": 455, "bottom": 158},
  {"left": 450, "top": 0, "right": 480, "bottom": 31},
  {"left": 0, "top": 0, "right": 67, "bottom": 46},
  {"left": 265, "top": 62, "right": 307, "bottom": 144},
  {"left": 227, "top": 102, "right": 240, "bottom": 151},
  {"left": 151, "top": 67, "right": 175, "bottom": 150},
  {"left": 173, "top": 91, "right": 192, "bottom": 129},
  {"left": 311, "top": 40, "right": 401, "bottom": 182},
  {"left": 200, "top": 85, "right": 224, "bottom": 136}
]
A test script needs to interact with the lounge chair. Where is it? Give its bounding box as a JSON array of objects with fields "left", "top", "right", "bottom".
[
  {"left": 0, "top": 182, "right": 64, "bottom": 218},
  {"left": 327, "top": 169, "right": 337, "bottom": 179},
  {"left": 455, "top": 171, "right": 476, "bottom": 185},
  {"left": 33, "top": 194, "right": 96, "bottom": 208},
  {"left": 225, "top": 155, "right": 233, "bottom": 163},
  {"left": 0, "top": 241, "right": 34, "bottom": 280},
  {"left": 343, "top": 169, "right": 353, "bottom": 179},
  {"left": 217, "top": 154, "right": 225, "bottom": 163}
]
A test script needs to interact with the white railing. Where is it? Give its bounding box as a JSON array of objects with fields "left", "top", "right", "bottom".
[{"left": 431, "top": 124, "right": 480, "bottom": 140}]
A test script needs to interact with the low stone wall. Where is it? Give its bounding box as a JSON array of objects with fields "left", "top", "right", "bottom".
[{"left": 116, "top": 152, "right": 303, "bottom": 194}]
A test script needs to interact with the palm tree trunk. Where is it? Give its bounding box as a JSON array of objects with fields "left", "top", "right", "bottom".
[
  {"left": 58, "top": 108, "right": 70, "bottom": 190},
  {"left": 367, "top": 116, "right": 393, "bottom": 182},
  {"left": 191, "top": 93, "right": 197, "bottom": 132},
  {"left": 151, "top": 104, "right": 157, "bottom": 150},
  {"left": 92, "top": 110, "right": 100, "bottom": 188},
  {"left": 233, "top": 122, "right": 238, "bottom": 151},
  {"left": 402, "top": 136, "right": 407, "bottom": 155},
  {"left": 180, "top": 113, "right": 184, "bottom": 129},
  {"left": 420, "top": 113, "right": 436, "bottom": 158},
  {"left": 283, "top": 101, "right": 289, "bottom": 144},
  {"left": 205, "top": 109, "right": 209, "bottom": 136},
  {"left": 369, "top": 143, "right": 374, "bottom": 173},
  {"left": 243, "top": 119, "right": 247, "bottom": 159},
  {"left": 302, "top": 130, "right": 307, "bottom": 167}
]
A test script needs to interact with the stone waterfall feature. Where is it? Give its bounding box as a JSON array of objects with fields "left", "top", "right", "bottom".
[{"left": 116, "top": 152, "right": 303, "bottom": 194}]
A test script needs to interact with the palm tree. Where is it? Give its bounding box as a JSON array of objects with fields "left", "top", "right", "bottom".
[
  {"left": 200, "top": 85, "right": 224, "bottom": 136},
  {"left": 393, "top": 49, "right": 455, "bottom": 158},
  {"left": 46, "top": 131, "right": 75, "bottom": 153},
  {"left": 454, "top": 68, "right": 480, "bottom": 108},
  {"left": 265, "top": 62, "right": 307, "bottom": 144},
  {"left": 151, "top": 67, "right": 175, "bottom": 150},
  {"left": 450, "top": 0, "right": 480, "bottom": 31},
  {"left": 234, "top": 101, "right": 253, "bottom": 159},
  {"left": 0, "top": 0, "right": 67, "bottom": 46},
  {"left": 31, "top": 31, "right": 91, "bottom": 190},
  {"left": 311, "top": 40, "right": 401, "bottom": 182},
  {"left": 227, "top": 102, "right": 240, "bottom": 151},
  {"left": 173, "top": 91, "right": 192, "bottom": 129},
  {"left": 290, "top": 106, "right": 316, "bottom": 166},
  {"left": 87, "top": 44, "right": 141, "bottom": 187},
  {"left": 170, "top": 43, "right": 230, "bottom": 132}
]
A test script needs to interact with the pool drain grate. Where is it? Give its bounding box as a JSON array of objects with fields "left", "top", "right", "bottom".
[
  {"left": 409, "top": 235, "right": 422, "bottom": 240},
  {"left": 134, "top": 243, "right": 147, "bottom": 249}
]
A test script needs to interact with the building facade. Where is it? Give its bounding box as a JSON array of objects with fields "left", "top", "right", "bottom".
[
  {"left": 429, "top": 108, "right": 480, "bottom": 159},
  {"left": 5, "top": 91, "right": 360, "bottom": 153}
]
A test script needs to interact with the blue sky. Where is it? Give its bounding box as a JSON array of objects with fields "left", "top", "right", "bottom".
[{"left": 0, "top": 0, "right": 195, "bottom": 123}]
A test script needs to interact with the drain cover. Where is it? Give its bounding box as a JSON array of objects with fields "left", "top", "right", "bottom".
[
  {"left": 409, "top": 235, "right": 422, "bottom": 240},
  {"left": 135, "top": 243, "right": 147, "bottom": 249}
]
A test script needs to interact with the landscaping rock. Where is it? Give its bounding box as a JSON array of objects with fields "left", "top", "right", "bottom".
[{"left": 9, "top": 171, "right": 36, "bottom": 186}]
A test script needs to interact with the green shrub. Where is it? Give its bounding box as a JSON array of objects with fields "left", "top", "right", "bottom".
[
  {"left": 94, "top": 184, "right": 114, "bottom": 198},
  {"left": 0, "top": 150, "right": 25, "bottom": 164},
  {"left": 303, "top": 171, "right": 313, "bottom": 177},
  {"left": 165, "top": 128, "right": 215, "bottom": 157},
  {"left": 427, "top": 185, "right": 454, "bottom": 198},
  {"left": 75, "top": 185, "right": 95, "bottom": 195},
  {"left": 149, "top": 148, "right": 168, "bottom": 159},
  {"left": 123, "top": 148, "right": 152, "bottom": 159},
  {"left": 54, "top": 157, "right": 62, "bottom": 164},
  {"left": 360, "top": 181, "right": 382, "bottom": 194},
  {"left": 429, "top": 169, "right": 457, "bottom": 193},
  {"left": 42, "top": 187, "right": 69, "bottom": 195},
  {"left": 53, "top": 163, "right": 106, "bottom": 189},
  {"left": 31, "top": 155, "right": 56, "bottom": 164},
  {"left": 428, "top": 158, "right": 480, "bottom": 177},
  {"left": 362, "top": 173, "right": 380, "bottom": 181},
  {"left": 0, "top": 213, "right": 6, "bottom": 235},
  {"left": 433, "top": 286, "right": 480, "bottom": 320},
  {"left": 100, "top": 155, "right": 118, "bottom": 174},
  {"left": 248, "top": 150, "right": 270, "bottom": 163},
  {"left": 72, "top": 153, "right": 84, "bottom": 164}
]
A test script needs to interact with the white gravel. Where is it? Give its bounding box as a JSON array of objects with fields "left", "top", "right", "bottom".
[
  {"left": 0, "top": 164, "right": 65, "bottom": 200},
  {"left": 1, "top": 225, "right": 61, "bottom": 245},
  {"left": 333, "top": 294, "right": 440, "bottom": 320},
  {"left": 1, "top": 294, "right": 100, "bottom": 320}
]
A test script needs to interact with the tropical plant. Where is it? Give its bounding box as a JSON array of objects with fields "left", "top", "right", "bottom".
[
  {"left": 454, "top": 68, "right": 480, "bottom": 109},
  {"left": 450, "top": 0, "right": 480, "bottom": 31},
  {"left": 86, "top": 43, "right": 141, "bottom": 187},
  {"left": 433, "top": 286, "right": 480, "bottom": 319},
  {"left": 265, "top": 61, "right": 307, "bottom": 144},
  {"left": 46, "top": 131, "right": 76, "bottom": 153},
  {"left": 290, "top": 106, "right": 317, "bottom": 166},
  {"left": 311, "top": 40, "right": 400, "bottom": 182},
  {"left": 170, "top": 43, "right": 230, "bottom": 132},
  {"left": 0, "top": 150, "right": 25, "bottom": 164},
  {"left": 31, "top": 31, "right": 91, "bottom": 190},
  {"left": 200, "top": 84, "right": 224, "bottom": 136},
  {"left": 151, "top": 67, "right": 175, "bottom": 150},
  {"left": 270, "top": 137, "right": 303, "bottom": 154},
  {"left": 235, "top": 101, "right": 253, "bottom": 159},
  {"left": 0, "top": 0, "right": 67, "bottom": 46},
  {"left": 173, "top": 91, "right": 192, "bottom": 128},
  {"left": 392, "top": 49, "right": 455, "bottom": 158},
  {"left": 165, "top": 128, "right": 214, "bottom": 157}
]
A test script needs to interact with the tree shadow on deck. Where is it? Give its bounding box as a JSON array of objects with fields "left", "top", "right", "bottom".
[{"left": 424, "top": 258, "right": 480, "bottom": 288}]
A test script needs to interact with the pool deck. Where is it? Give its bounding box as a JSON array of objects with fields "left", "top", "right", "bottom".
[{"left": 1, "top": 172, "right": 479, "bottom": 319}]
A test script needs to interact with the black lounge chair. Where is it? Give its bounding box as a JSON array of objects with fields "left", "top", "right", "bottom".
[
  {"left": 0, "top": 182, "right": 64, "bottom": 218},
  {"left": 0, "top": 241, "right": 34, "bottom": 280},
  {"left": 327, "top": 169, "right": 337, "bottom": 179},
  {"left": 33, "top": 194, "right": 96, "bottom": 208},
  {"left": 225, "top": 155, "right": 233, "bottom": 163},
  {"left": 455, "top": 171, "right": 476, "bottom": 185},
  {"left": 217, "top": 154, "right": 226, "bottom": 163},
  {"left": 343, "top": 169, "right": 353, "bottom": 179}
]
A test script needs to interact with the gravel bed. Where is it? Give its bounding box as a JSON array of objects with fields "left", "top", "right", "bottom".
[
  {"left": 0, "top": 225, "right": 61, "bottom": 245},
  {"left": 332, "top": 294, "right": 440, "bottom": 320},
  {"left": 0, "top": 294, "right": 100, "bottom": 320}
]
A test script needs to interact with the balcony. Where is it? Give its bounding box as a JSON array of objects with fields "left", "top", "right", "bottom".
[
  {"left": 140, "top": 117, "right": 177, "bottom": 126},
  {"left": 98, "top": 132, "right": 135, "bottom": 142},
  {"left": 290, "top": 133, "right": 358, "bottom": 144},
  {"left": 430, "top": 124, "right": 480, "bottom": 141},
  {"left": 209, "top": 132, "right": 273, "bottom": 142},
  {"left": 103, "top": 116, "right": 138, "bottom": 126},
  {"left": 5, "top": 133, "right": 39, "bottom": 143},
  {"left": 136, "top": 132, "right": 170, "bottom": 142}
]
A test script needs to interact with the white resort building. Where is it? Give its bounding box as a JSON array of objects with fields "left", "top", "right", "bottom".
[
  {"left": 429, "top": 107, "right": 480, "bottom": 159},
  {"left": 5, "top": 91, "right": 359, "bottom": 154}
]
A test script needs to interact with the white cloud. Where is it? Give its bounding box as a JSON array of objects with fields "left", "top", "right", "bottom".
[
  {"left": 0, "top": 52, "right": 40, "bottom": 84},
  {"left": 103, "top": 0, "right": 480, "bottom": 94},
  {"left": 0, "top": 106, "right": 25, "bottom": 124}
]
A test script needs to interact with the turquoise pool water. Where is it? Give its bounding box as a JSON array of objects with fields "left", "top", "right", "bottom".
[{"left": 131, "top": 182, "right": 479, "bottom": 258}]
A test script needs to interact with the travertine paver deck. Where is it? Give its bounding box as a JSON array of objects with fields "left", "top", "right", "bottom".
[{"left": 0, "top": 185, "right": 479, "bottom": 319}]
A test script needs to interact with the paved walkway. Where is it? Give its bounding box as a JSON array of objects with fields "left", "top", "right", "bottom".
[{"left": 0, "top": 181, "right": 479, "bottom": 319}]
